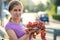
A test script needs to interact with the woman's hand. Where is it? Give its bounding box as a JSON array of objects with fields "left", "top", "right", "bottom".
[
  {"left": 25, "top": 28, "right": 36, "bottom": 35},
  {"left": 25, "top": 28, "right": 36, "bottom": 40}
]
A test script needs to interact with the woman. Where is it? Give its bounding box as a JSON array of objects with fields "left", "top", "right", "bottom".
[{"left": 5, "top": 0, "right": 35, "bottom": 40}]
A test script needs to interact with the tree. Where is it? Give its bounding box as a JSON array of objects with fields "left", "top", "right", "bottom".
[{"left": 51, "top": 0, "right": 60, "bottom": 13}]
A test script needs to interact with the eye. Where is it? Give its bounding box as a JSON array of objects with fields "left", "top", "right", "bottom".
[
  {"left": 14, "top": 9, "right": 17, "bottom": 11},
  {"left": 19, "top": 9, "right": 21, "bottom": 11}
]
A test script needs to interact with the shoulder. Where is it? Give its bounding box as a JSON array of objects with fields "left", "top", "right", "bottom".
[{"left": 5, "top": 22, "right": 12, "bottom": 31}]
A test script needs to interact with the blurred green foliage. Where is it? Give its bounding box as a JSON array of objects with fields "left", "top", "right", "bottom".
[
  {"left": 20, "top": 0, "right": 52, "bottom": 12},
  {"left": 52, "top": 14, "right": 60, "bottom": 21},
  {"left": 23, "top": 3, "right": 47, "bottom": 12},
  {"left": 20, "top": 0, "right": 57, "bottom": 15},
  {"left": 51, "top": 0, "right": 60, "bottom": 21},
  {"left": 7, "top": 0, "right": 60, "bottom": 15},
  {"left": 53, "top": 0, "right": 60, "bottom": 13}
]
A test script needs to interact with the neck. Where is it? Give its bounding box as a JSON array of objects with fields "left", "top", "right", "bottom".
[{"left": 11, "top": 18, "right": 20, "bottom": 24}]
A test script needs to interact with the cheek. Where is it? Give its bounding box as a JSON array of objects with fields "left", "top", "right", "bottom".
[
  {"left": 10, "top": 11, "right": 14, "bottom": 15},
  {"left": 19, "top": 12, "right": 22, "bottom": 16},
  {"left": 19, "top": 13, "right": 21, "bottom": 17},
  {"left": 11, "top": 12, "right": 15, "bottom": 17}
]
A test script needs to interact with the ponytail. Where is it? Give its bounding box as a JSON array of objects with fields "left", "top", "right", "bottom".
[{"left": 9, "top": 17, "right": 12, "bottom": 22}]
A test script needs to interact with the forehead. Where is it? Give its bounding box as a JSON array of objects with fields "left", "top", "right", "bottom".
[{"left": 13, "top": 5, "right": 22, "bottom": 9}]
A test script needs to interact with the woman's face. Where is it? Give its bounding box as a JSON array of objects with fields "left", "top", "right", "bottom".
[{"left": 10, "top": 5, "right": 23, "bottom": 19}]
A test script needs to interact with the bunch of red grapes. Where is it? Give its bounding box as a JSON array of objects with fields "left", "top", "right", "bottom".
[{"left": 26, "top": 20, "right": 46, "bottom": 40}]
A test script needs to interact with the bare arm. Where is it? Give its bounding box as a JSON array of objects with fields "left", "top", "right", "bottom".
[{"left": 6, "top": 29, "right": 29, "bottom": 40}]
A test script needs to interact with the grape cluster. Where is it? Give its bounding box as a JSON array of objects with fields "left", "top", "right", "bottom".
[{"left": 26, "top": 20, "right": 46, "bottom": 40}]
